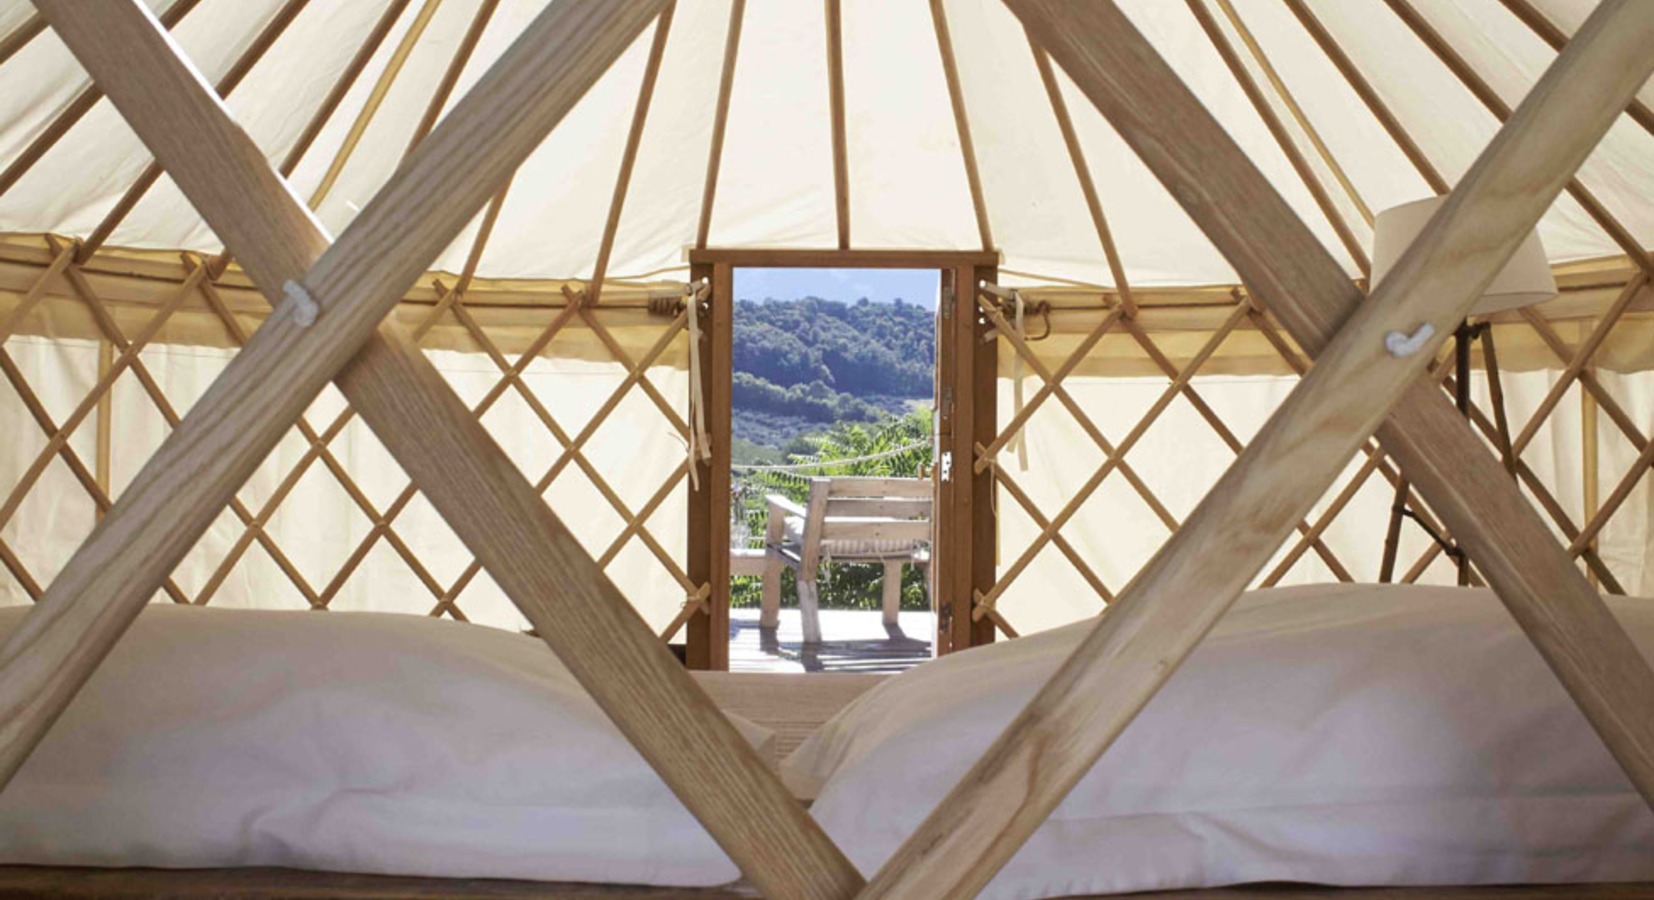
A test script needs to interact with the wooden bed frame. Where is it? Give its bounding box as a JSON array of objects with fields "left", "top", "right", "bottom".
[
  {"left": 1, "top": 2, "right": 1652, "bottom": 900},
  {"left": 9, "top": 673, "right": 1639, "bottom": 900},
  {"left": 0, "top": 867, "right": 1649, "bottom": 900}
]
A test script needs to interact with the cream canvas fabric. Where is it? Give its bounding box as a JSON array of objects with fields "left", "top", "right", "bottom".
[
  {"left": 0, "top": 0, "right": 1649, "bottom": 287},
  {"left": 993, "top": 367, "right": 1654, "bottom": 635},
  {"left": 0, "top": 0, "right": 1650, "bottom": 630},
  {"left": 0, "top": 337, "right": 691, "bottom": 632}
]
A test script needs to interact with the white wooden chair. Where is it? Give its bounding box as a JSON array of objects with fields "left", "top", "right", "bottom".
[{"left": 761, "top": 477, "right": 931, "bottom": 643}]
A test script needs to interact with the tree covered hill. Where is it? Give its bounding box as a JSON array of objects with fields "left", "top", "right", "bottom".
[{"left": 732, "top": 296, "right": 935, "bottom": 449}]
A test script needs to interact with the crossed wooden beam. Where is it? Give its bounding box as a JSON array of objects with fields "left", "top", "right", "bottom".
[{"left": 1, "top": 3, "right": 1652, "bottom": 900}]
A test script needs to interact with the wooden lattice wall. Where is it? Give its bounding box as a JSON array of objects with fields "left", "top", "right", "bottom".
[
  {"left": 974, "top": 269, "right": 1653, "bottom": 638},
  {"left": 5, "top": 235, "right": 1649, "bottom": 650},
  {"left": 5, "top": 3, "right": 1654, "bottom": 898},
  {"left": 0, "top": 236, "right": 702, "bottom": 637}
]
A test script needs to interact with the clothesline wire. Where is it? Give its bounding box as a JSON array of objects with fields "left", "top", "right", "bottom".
[{"left": 730, "top": 440, "right": 930, "bottom": 473}]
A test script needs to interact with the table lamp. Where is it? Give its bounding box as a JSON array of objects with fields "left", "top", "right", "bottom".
[{"left": 1370, "top": 195, "right": 1558, "bottom": 584}]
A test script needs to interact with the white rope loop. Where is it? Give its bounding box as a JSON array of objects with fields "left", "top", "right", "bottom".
[
  {"left": 1384, "top": 321, "right": 1435, "bottom": 357},
  {"left": 281, "top": 279, "right": 319, "bottom": 327},
  {"left": 729, "top": 440, "right": 928, "bottom": 473}
]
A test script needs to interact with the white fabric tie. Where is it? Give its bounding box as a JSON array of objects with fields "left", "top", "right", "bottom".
[
  {"left": 1011, "top": 290, "right": 1029, "bottom": 470},
  {"left": 282, "top": 279, "right": 319, "bottom": 327}
]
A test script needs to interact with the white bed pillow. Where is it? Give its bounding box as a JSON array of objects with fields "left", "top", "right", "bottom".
[
  {"left": 787, "top": 584, "right": 1654, "bottom": 898},
  {"left": 0, "top": 605, "right": 769, "bottom": 887}
]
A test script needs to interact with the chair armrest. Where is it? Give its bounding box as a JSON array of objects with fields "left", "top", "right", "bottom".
[
  {"left": 765, "top": 494, "right": 805, "bottom": 542},
  {"left": 766, "top": 494, "right": 806, "bottom": 519}
]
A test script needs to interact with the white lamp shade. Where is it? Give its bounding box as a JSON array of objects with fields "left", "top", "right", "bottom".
[{"left": 1371, "top": 196, "right": 1558, "bottom": 316}]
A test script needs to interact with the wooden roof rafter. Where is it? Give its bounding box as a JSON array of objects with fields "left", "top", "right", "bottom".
[
  {"left": 1206, "top": 0, "right": 1374, "bottom": 228},
  {"left": 1383, "top": 0, "right": 1654, "bottom": 279},
  {"left": 0, "top": 12, "right": 46, "bottom": 69},
  {"left": 588, "top": 2, "right": 677, "bottom": 306},
  {"left": 407, "top": 0, "right": 502, "bottom": 156},
  {"left": 1, "top": 5, "right": 1652, "bottom": 900},
  {"left": 695, "top": 0, "right": 746, "bottom": 250},
  {"left": 77, "top": 0, "right": 313, "bottom": 264},
  {"left": 0, "top": 0, "right": 204, "bottom": 199},
  {"left": 1184, "top": 0, "right": 1370, "bottom": 277},
  {"left": 209, "top": 0, "right": 416, "bottom": 278},
  {"left": 1493, "top": 0, "right": 1654, "bottom": 139},
  {"left": 307, "top": 0, "right": 445, "bottom": 210},
  {"left": 1025, "top": 35, "right": 1138, "bottom": 316},
  {"left": 825, "top": 0, "right": 850, "bottom": 249},
  {"left": 929, "top": 0, "right": 995, "bottom": 253}
]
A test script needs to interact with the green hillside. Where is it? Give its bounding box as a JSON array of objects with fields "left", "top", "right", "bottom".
[{"left": 733, "top": 296, "right": 933, "bottom": 448}]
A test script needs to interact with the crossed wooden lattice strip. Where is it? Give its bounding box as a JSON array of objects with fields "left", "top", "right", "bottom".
[
  {"left": 0, "top": 248, "right": 190, "bottom": 603},
  {"left": 0, "top": 247, "right": 330, "bottom": 606},
  {"left": 424, "top": 282, "right": 705, "bottom": 629},
  {"left": 986, "top": 0, "right": 1654, "bottom": 633},
  {"left": 120, "top": 0, "right": 691, "bottom": 624},
  {"left": 976, "top": 288, "right": 1393, "bottom": 631},
  {"left": 192, "top": 273, "right": 455, "bottom": 613},
  {"left": 972, "top": 294, "right": 1243, "bottom": 626},
  {"left": 2, "top": 6, "right": 1653, "bottom": 900},
  {"left": 978, "top": 295, "right": 1469, "bottom": 633}
]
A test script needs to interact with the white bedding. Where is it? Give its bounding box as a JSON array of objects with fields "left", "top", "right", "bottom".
[
  {"left": 0, "top": 605, "right": 767, "bottom": 887},
  {"left": 785, "top": 584, "right": 1654, "bottom": 898}
]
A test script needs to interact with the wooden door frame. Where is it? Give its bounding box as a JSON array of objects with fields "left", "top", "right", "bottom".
[
  {"left": 934, "top": 261, "right": 1000, "bottom": 655},
  {"left": 683, "top": 248, "right": 1000, "bottom": 668}
]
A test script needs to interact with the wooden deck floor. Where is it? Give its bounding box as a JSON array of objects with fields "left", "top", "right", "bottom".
[{"left": 726, "top": 608, "right": 934, "bottom": 674}]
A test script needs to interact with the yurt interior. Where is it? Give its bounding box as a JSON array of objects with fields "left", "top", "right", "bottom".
[{"left": 0, "top": 0, "right": 1652, "bottom": 897}]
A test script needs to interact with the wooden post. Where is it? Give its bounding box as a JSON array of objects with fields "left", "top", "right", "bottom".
[
  {"left": 881, "top": 560, "right": 903, "bottom": 626},
  {"left": 935, "top": 263, "right": 996, "bottom": 655},
  {"left": 16, "top": 7, "right": 865, "bottom": 899},
  {"left": 853, "top": 2, "right": 1654, "bottom": 896},
  {"left": 686, "top": 261, "right": 732, "bottom": 671}
]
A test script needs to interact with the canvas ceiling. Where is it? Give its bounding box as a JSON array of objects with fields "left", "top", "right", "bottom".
[{"left": 0, "top": 0, "right": 1650, "bottom": 289}]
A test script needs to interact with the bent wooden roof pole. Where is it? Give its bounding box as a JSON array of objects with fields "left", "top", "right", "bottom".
[
  {"left": 856, "top": 2, "right": 1654, "bottom": 898},
  {"left": 4, "top": 3, "right": 859, "bottom": 899}
]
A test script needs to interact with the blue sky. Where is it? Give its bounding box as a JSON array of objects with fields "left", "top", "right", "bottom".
[{"left": 733, "top": 267, "right": 939, "bottom": 307}]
